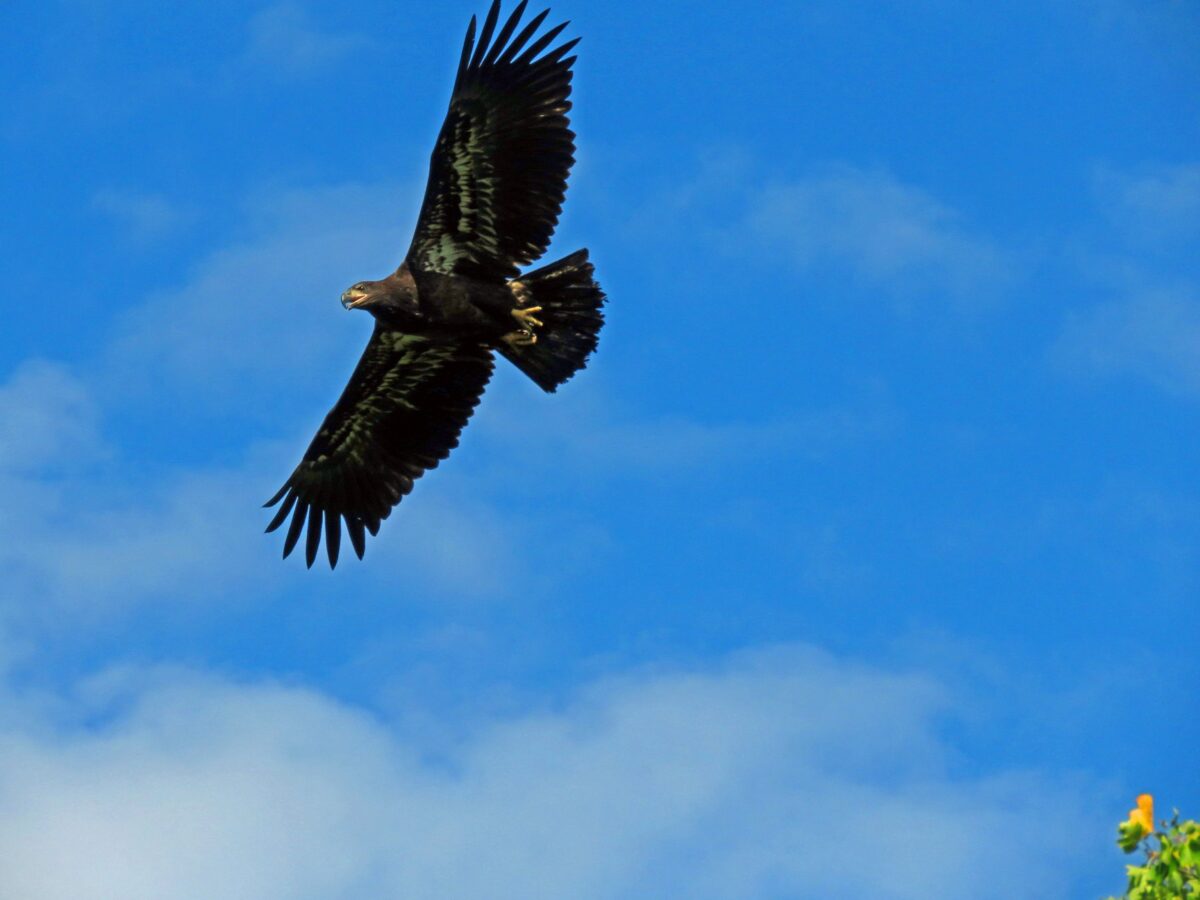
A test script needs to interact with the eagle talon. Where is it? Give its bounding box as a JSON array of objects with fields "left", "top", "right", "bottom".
[
  {"left": 503, "top": 329, "right": 538, "bottom": 348},
  {"left": 511, "top": 305, "right": 543, "bottom": 329}
]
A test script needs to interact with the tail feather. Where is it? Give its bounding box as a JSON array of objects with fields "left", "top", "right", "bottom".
[{"left": 498, "top": 248, "right": 605, "bottom": 392}]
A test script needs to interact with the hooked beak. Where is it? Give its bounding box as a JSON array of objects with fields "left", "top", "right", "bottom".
[{"left": 341, "top": 288, "right": 371, "bottom": 310}]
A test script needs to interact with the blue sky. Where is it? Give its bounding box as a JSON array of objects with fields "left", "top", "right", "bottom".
[{"left": 2, "top": 0, "right": 1198, "bottom": 896}]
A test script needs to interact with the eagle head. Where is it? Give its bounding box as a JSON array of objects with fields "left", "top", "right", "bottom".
[
  {"left": 340, "top": 281, "right": 383, "bottom": 311},
  {"left": 341, "top": 267, "right": 419, "bottom": 319}
]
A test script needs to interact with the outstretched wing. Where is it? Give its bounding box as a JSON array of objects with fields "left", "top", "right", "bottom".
[
  {"left": 406, "top": 0, "right": 579, "bottom": 283},
  {"left": 265, "top": 326, "right": 494, "bottom": 568}
]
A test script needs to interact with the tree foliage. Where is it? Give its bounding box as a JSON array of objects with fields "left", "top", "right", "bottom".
[{"left": 1109, "top": 794, "right": 1200, "bottom": 899}]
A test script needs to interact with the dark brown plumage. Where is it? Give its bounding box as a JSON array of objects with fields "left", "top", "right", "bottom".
[{"left": 265, "top": 1, "right": 606, "bottom": 568}]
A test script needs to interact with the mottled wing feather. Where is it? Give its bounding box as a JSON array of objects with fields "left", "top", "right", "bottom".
[
  {"left": 265, "top": 324, "right": 495, "bottom": 568},
  {"left": 406, "top": 0, "right": 579, "bottom": 283}
]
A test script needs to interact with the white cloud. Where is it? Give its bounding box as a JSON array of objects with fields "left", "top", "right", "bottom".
[
  {"left": 1093, "top": 162, "right": 1200, "bottom": 246},
  {"left": 623, "top": 156, "right": 1012, "bottom": 306},
  {"left": 474, "top": 378, "right": 898, "bottom": 475},
  {"left": 0, "top": 359, "right": 528, "bottom": 620},
  {"left": 0, "top": 441, "right": 536, "bottom": 620},
  {"left": 356, "top": 481, "right": 535, "bottom": 599},
  {"left": 1053, "top": 285, "right": 1200, "bottom": 396},
  {"left": 1082, "top": 1, "right": 1200, "bottom": 72},
  {"left": 0, "top": 645, "right": 1101, "bottom": 900},
  {"left": 0, "top": 464, "right": 275, "bottom": 621},
  {"left": 0, "top": 364, "right": 281, "bottom": 618},
  {"left": 93, "top": 189, "right": 191, "bottom": 244},
  {"left": 1110, "top": 163, "right": 1200, "bottom": 225},
  {"left": 0, "top": 361, "right": 104, "bottom": 475},
  {"left": 743, "top": 165, "right": 1013, "bottom": 304},
  {"left": 1048, "top": 161, "right": 1200, "bottom": 398},
  {"left": 243, "top": 2, "right": 371, "bottom": 77}
]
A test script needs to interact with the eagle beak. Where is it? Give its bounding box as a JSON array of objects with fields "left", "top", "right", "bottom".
[{"left": 341, "top": 289, "right": 370, "bottom": 310}]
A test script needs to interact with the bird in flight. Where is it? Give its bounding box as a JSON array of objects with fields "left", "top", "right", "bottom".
[{"left": 265, "top": 0, "right": 605, "bottom": 568}]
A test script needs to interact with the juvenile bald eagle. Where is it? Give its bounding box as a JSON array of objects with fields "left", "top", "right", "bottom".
[{"left": 265, "top": 0, "right": 605, "bottom": 568}]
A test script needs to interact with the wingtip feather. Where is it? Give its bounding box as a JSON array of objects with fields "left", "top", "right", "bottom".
[
  {"left": 263, "top": 483, "right": 289, "bottom": 508},
  {"left": 469, "top": 0, "right": 503, "bottom": 70},
  {"left": 282, "top": 501, "right": 308, "bottom": 560},
  {"left": 325, "top": 509, "right": 342, "bottom": 569},
  {"left": 482, "top": 0, "right": 530, "bottom": 68},
  {"left": 347, "top": 517, "right": 366, "bottom": 560},
  {"left": 499, "top": 8, "right": 550, "bottom": 64},
  {"left": 516, "top": 19, "right": 569, "bottom": 65},
  {"left": 304, "top": 505, "right": 323, "bottom": 569},
  {"left": 265, "top": 491, "right": 297, "bottom": 533},
  {"left": 457, "top": 14, "right": 478, "bottom": 80}
]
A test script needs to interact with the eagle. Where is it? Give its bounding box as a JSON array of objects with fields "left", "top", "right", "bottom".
[{"left": 264, "top": 0, "right": 605, "bottom": 569}]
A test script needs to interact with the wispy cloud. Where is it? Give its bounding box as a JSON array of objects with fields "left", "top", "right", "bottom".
[
  {"left": 0, "top": 645, "right": 1101, "bottom": 899},
  {"left": 1048, "top": 160, "right": 1200, "bottom": 398},
  {"left": 626, "top": 155, "right": 1016, "bottom": 307},
  {"left": 1104, "top": 163, "right": 1200, "bottom": 225},
  {"left": 1054, "top": 285, "right": 1200, "bottom": 397},
  {"left": 744, "top": 165, "right": 1014, "bottom": 305},
  {"left": 474, "top": 380, "right": 898, "bottom": 476},
  {"left": 105, "top": 181, "right": 413, "bottom": 412},
  {"left": 0, "top": 352, "right": 527, "bottom": 623},
  {"left": 92, "top": 189, "right": 191, "bottom": 245},
  {"left": 1092, "top": 162, "right": 1200, "bottom": 248},
  {"left": 0, "top": 361, "right": 105, "bottom": 475},
  {"left": 0, "top": 428, "right": 541, "bottom": 621},
  {"left": 242, "top": 2, "right": 371, "bottom": 77},
  {"left": 0, "top": 464, "right": 275, "bottom": 622}
]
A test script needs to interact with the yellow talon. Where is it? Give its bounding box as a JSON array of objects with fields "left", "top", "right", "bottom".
[
  {"left": 511, "top": 305, "right": 543, "bottom": 329},
  {"left": 502, "top": 330, "right": 538, "bottom": 348}
]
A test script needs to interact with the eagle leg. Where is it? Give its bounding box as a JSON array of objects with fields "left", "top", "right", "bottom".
[
  {"left": 510, "top": 279, "right": 533, "bottom": 306},
  {"left": 506, "top": 281, "right": 542, "bottom": 348}
]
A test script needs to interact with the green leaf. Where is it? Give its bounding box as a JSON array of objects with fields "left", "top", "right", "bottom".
[{"left": 1120, "top": 819, "right": 1150, "bottom": 853}]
